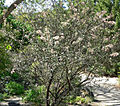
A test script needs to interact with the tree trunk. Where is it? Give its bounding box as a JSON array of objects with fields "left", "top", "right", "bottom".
[
  {"left": 0, "top": 0, "right": 24, "bottom": 25},
  {"left": 46, "top": 75, "right": 53, "bottom": 106}
]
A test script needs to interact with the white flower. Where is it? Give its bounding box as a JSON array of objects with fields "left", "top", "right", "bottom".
[
  {"left": 96, "top": 11, "right": 107, "bottom": 18},
  {"left": 103, "top": 21, "right": 116, "bottom": 25},
  {"left": 40, "top": 36, "right": 46, "bottom": 41},
  {"left": 103, "top": 38, "right": 109, "bottom": 42},
  {"left": 102, "top": 44, "right": 113, "bottom": 51},
  {"left": 73, "top": 8, "right": 77, "bottom": 12},
  {"left": 77, "top": 37, "right": 83, "bottom": 42},
  {"left": 45, "top": 27, "right": 49, "bottom": 32},
  {"left": 51, "top": 49, "right": 54, "bottom": 53},
  {"left": 54, "top": 41, "right": 59, "bottom": 45},
  {"left": 110, "top": 52, "right": 119, "bottom": 57},
  {"left": 61, "top": 36, "right": 65, "bottom": 39},
  {"left": 11, "top": 69, "right": 15, "bottom": 74},
  {"left": 81, "top": 2, "right": 85, "bottom": 5},
  {"left": 102, "top": 15, "right": 113, "bottom": 21},
  {"left": 73, "top": 37, "right": 83, "bottom": 44},
  {"left": 53, "top": 36, "right": 59, "bottom": 40},
  {"left": 61, "top": 22, "right": 69, "bottom": 26},
  {"left": 105, "top": 44, "right": 113, "bottom": 48},
  {"left": 60, "top": 33, "right": 64, "bottom": 35},
  {"left": 91, "top": 34, "right": 97, "bottom": 39},
  {"left": 42, "top": 48, "right": 45, "bottom": 51},
  {"left": 88, "top": 48, "right": 94, "bottom": 54},
  {"left": 36, "top": 30, "right": 43, "bottom": 35}
]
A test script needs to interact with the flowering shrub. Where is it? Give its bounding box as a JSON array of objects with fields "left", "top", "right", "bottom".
[{"left": 12, "top": 0, "right": 120, "bottom": 105}]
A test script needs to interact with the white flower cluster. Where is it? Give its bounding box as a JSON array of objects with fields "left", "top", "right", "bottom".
[
  {"left": 110, "top": 52, "right": 119, "bottom": 57},
  {"left": 102, "top": 44, "right": 113, "bottom": 51}
]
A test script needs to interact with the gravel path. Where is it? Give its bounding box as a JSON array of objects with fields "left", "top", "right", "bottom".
[
  {"left": 90, "top": 77, "right": 120, "bottom": 106},
  {"left": 0, "top": 96, "right": 33, "bottom": 106}
]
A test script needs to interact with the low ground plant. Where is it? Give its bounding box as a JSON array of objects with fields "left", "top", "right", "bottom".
[
  {"left": 22, "top": 85, "right": 46, "bottom": 105},
  {"left": 5, "top": 81, "right": 24, "bottom": 95}
]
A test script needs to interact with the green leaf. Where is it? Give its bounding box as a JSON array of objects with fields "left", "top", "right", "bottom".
[{"left": 6, "top": 45, "right": 12, "bottom": 50}]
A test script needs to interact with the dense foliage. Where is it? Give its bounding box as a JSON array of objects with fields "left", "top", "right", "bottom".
[
  {"left": 0, "top": 0, "right": 120, "bottom": 105},
  {"left": 5, "top": 81, "right": 24, "bottom": 95}
]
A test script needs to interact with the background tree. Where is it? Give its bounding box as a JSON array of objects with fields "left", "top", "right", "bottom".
[
  {"left": 0, "top": 30, "right": 12, "bottom": 93},
  {"left": 94, "top": 0, "right": 120, "bottom": 30},
  {"left": 0, "top": 0, "right": 24, "bottom": 25},
  {"left": 93, "top": 0, "right": 120, "bottom": 76}
]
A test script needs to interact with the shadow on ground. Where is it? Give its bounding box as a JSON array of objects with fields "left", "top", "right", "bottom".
[{"left": 91, "top": 83, "right": 120, "bottom": 106}]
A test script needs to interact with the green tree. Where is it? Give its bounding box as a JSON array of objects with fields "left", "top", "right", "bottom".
[
  {"left": 0, "top": 0, "right": 24, "bottom": 25},
  {"left": 94, "top": 0, "right": 120, "bottom": 30},
  {"left": 0, "top": 30, "right": 12, "bottom": 93}
]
